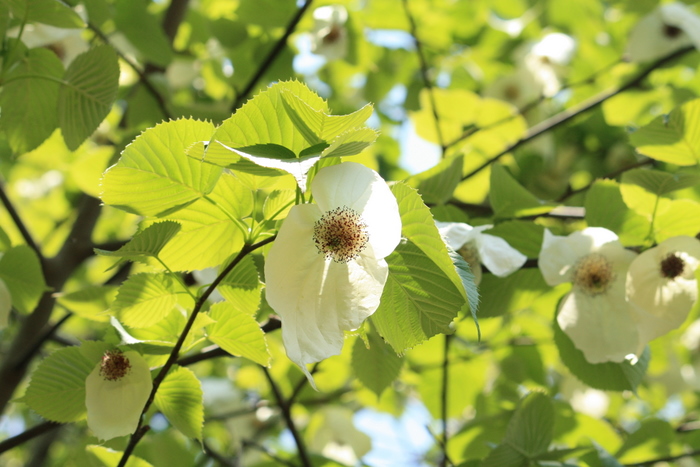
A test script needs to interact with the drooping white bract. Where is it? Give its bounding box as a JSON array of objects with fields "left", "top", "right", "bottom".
[
  {"left": 310, "top": 5, "right": 349, "bottom": 61},
  {"left": 627, "top": 3, "right": 700, "bottom": 62},
  {"left": 435, "top": 221, "right": 527, "bottom": 285},
  {"left": 85, "top": 350, "right": 152, "bottom": 441},
  {"left": 521, "top": 32, "right": 576, "bottom": 98},
  {"left": 539, "top": 227, "right": 643, "bottom": 364},
  {"left": 626, "top": 236, "right": 700, "bottom": 344},
  {"left": 264, "top": 162, "right": 401, "bottom": 386}
]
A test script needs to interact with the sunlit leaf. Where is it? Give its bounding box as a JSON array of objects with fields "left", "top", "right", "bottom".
[
  {"left": 217, "top": 255, "right": 262, "bottom": 316},
  {"left": 0, "top": 245, "right": 47, "bottom": 314},
  {"left": 111, "top": 273, "right": 179, "bottom": 328},
  {"left": 351, "top": 328, "right": 404, "bottom": 397},
  {"left": 154, "top": 366, "right": 204, "bottom": 440},
  {"left": 86, "top": 445, "right": 153, "bottom": 467},
  {"left": 206, "top": 301, "right": 270, "bottom": 366},
  {"left": 490, "top": 164, "right": 555, "bottom": 219},
  {"left": 5, "top": 0, "right": 84, "bottom": 28}
]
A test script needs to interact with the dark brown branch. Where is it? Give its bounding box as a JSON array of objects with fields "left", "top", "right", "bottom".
[
  {"left": 0, "top": 179, "right": 42, "bottom": 260},
  {"left": 0, "top": 421, "right": 60, "bottom": 454},
  {"left": 462, "top": 45, "right": 695, "bottom": 181},
  {"left": 623, "top": 449, "right": 700, "bottom": 467},
  {"left": 231, "top": 0, "right": 314, "bottom": 111}
]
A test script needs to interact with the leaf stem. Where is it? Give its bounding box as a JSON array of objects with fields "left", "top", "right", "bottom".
[
  {"left": 117, "top": 236, "right": 276, "bottom": 467},
  {"left": 462, "top": 45, "right": 695, "bottom": 181},
  {"left": 440, "top": 334, "right": 451, "bottom": 467}
]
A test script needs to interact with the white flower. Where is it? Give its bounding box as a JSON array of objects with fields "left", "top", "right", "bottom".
[
  {"left": 627, "top": 3, "right": 700, "bottom": 62},
  {"left": 264, "top": 162, "right": 401, "bottom": 386},
  {"left": 626, "top": 236, "right": 700, "bottom": 344},
  {"left": 512, "top": 32, "right": 576, "bottom": 98},
  {"left": 85, "top": 350, "right": 152, "bottom": 441},
  {"left": 310, "top": 5, "right": 349, "bottom": 61},
  {"left": 435, "top": 222, "right": 527, "bottom": 285},
  {"left": 539, "top": 227, "right": 643, "bottom": 364},
  {"left": 0, "top": 278, "right": 11, "bottom": 329}
]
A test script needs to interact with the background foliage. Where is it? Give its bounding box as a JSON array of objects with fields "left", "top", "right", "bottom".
[{"left": 1, "top": 0, "right": 700, "bottom": 466}]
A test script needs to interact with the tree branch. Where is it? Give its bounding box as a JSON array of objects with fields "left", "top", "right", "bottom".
[
  {"left": 439, "top": 334, "right": 451, "bottom": 467},
  {"left": 462, "top": 45, "right": 695, "bottom": 181},
  {"left": 0, "top": 179, "right": 42, "bottom": 260},
  {"left": 231, "top": 0, "right": 314, "bottom": 111}
]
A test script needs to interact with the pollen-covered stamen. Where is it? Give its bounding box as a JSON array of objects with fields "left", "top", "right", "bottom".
[
  {"left": 572, "top": 253, "right": 615, "bottom": 296},
  {"left": 99, "top": 350, "right": 132, "bottom": 382},
  {"left": 660, "top": 252, "right": 685, "bottom": 279},
  {"left": 458, "top": 242, "right": 480, "bottom": 269},
  {"left": 313, "top": 206, "right": 369, "bottom": 263}
]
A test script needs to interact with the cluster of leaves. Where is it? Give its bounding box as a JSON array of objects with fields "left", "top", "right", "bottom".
[{"left": 2, "top": 0, "right": 700, "bottom": 467}]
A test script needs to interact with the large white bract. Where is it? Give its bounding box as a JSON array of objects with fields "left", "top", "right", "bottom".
[
  {"left": 627, "top": 236, "right": 700, "bottom": 345},
  {"left": 627, "top": 2, "right": 700, "bottom": 62},
  {"left": 539, "top": 227, "right": 643, "bottom": 364},
  {"left": 85, "top": 350, "right": 152, "bottom": 441},
  {"left": 264, "top": 162, "right": 401, "bottom": 386},
  {"left": 436, "top": 221, "right": 526, "bottom": 285}
]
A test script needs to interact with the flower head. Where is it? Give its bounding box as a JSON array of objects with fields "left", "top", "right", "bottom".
[
  {"left": 626, "top": 3, "right": 700, "bottom": 62},
  {"left": 310, "top": 5, "right": 349, "bottom": 61},
  {"left": 264, "top": 162, "right": 401, "bottom": 386},
  {"left": 539, "top": 227, "right": 642, "bottom": 364},
  {"left": 436, "top": 222, "right": 526, "bottom": 285},
  {"left": 85, "top": 350, "right": 152, "bottom": 440},
  {"left": 626, "top": 236, "right": 700, "bottom": 344}
]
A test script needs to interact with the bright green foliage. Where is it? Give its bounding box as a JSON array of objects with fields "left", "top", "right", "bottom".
[
  {"left": 490, "top": 164, "right": 555, "bottom": 219},
  {"left": 216, "top": 255, "right": 262, "bottom": 316},
  {"left": 114, "top": 0, "right": 173, "bottom": 68},
  {"left": 111, "top": 273, "right": 180, "bottom": 328},
  {"left": 206, "top": 301, "right": 270, "bottom": 366},
  {"left": 0, "top": 47, "right": 63, "bottom": 154},
  {"left": 479, "top": 269, "right": 548, "bottom": 318},
  {"left": 86, "top": 445, "right": 153, "bottom": 467},
  {"left": 58, "top": 45, "right": 119, "bottom": 150},
  {"left": 23, "top": 341, "right": 111, "bottom": 422},
  {"left": 629, "top": 99, "right": 700, "bottom": 165},
  {"left": 408, "top": 154, "right": 464, "bottom": 205},
  {"left": 0, "top": 245, "right": 46, "bottom": 314},
  {"left": 153, "top": 366, "right": 204, "bottom": 440},
  {"left": 351, "top": 328, "right": 404, "bottom": 397},
  {"left": 56, "top": 285, "right": 118, "bottom": 322},
  {"left": 95, "top": 221, "right": 181, "bottom": 267},
  {"left": 585, "top": 179, "right": 651, "bottom": 247},
  {"left": 101, "top": 119, "right": 222, "bottom": 216},
  {"left": 372, "top": 240, "right": 464, "bottom": 354},
  {"left": 4, "top": 0, "right": 84, "bottom": 28}
]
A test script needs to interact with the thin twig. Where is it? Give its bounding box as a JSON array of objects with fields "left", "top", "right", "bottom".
[
  {"left": 0, "top": 421, "right": 60, "bottom": 454},
  {"left": 623, "top": 449, "right": 700, "bottom": 466},
  {"left": 118, "top": 236, "right": 276, "bottom": 467},
  {"left": 15, "top": 313, "right": 72, "bottom": 369},
  {"left": 231, "top": 0, "right": 314, "bottom": 111},
  {"left": 0, "top": 180, "right": 42, "bottom": 259},
  {"left": 402, "top": 0, "right": 445, "bottom": 152},
  {"left": 242, "top": 439, "right": 298, "bottom": 467},
  {"left": 462, "top": 45, "right": 695, "bottom": 181},
  {"left": 262, "top": 367, "right": 313, "bottom": 467},
  {"left": 439, "top": 334, "right": 451, "bottom": 467},
  {"left": 203, "top": 440, "right": 239, "bottom": 467}
]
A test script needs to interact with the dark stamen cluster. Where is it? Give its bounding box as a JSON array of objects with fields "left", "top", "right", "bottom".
[
  {"left": 663, "top": 24, "right": 683, "bottom": 39},
  {"left": 660, "top": 252, "right": 685, "bottom": 279},
  {"left": 572, "top": 253, "right": 615, "bottom": 296},
  {"left": 313, "top": 206, "right": 369, "bottom": 263},
  {"left": 100, "top": 350, "right": 131, "bottom": 382}
]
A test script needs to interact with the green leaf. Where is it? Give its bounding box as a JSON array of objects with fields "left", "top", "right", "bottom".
[
  {"left": 481, "top": 444, "right": 527, "bottom": 467},
  {"left": 0, "top": 47, "right": 62, "bottom": 154},
  {"left": 351, "top": 329, "right": 404, "bottom": 397},
  {"left": 448, "top": 248, "right": 480, "bottom": 336},
  {"left": 554, "top": 312, "right": 650, "bottom": 391},
  {"left": 58, "top": 45, "right": 119, "bottom": 150},
  {"left": 372, "top": 240, "right": 463, "bottom": 354},
  {"left": 408, "top": 154, "right": 464, "bottom": 205},
  {"left": 95, "top": 221, "right": 182, "bottom": 266},
  {"left": 585, "top": 179, "right": 650, "bottom": 247},
  {"left": 490, "top": 164, "right": 555, "bottom": 219},
  {"left": 56, "top": 285, "right": 118, "bottom": 322},
  {"left": 101, "top": 119, "right": 222, "bottom": 217},
  {"left": 629, "top": 99, "right": 700, "bottom": 165},
  {"left": 615, "top": 418, "right": 675, "bottom": 464},
  {"left": 281, "top": 89, "right": 374, "bottom": 143},
  {"left": 5, "top": 0, "right": 84, "bottom": 28},
  {"left": 153, "top": 366, "right": 204, "bottom": 440},
  {"left": 478, "top": 269, "right": 549, "bottom": 318},
  {"left": 85, "top": 445, "right": 153, "bottom": 467},
  {"left": 111, "top": 273, "right": 179, "bottom": 328},
  {"left": 482, "top": 221, "right": 543, "bottom": 258},
  {"left": 654, "top": 199, "right": 700, "bottom": 242},
  {"left": 621, "top": 168, "right": 700, "bottom": 195},
  {"left": 217, "top": 255, "right": 262, "bottom": 315},
  {"left": 0, "top": 245, "right": 47, "bottom": 314},
  {"left": 591, "top": 440, "right": 625, "bottom": 467},
  {"left": 320, "top": 127, "right": 379, "bottom": 159},
  {"left": 262, "top": 189, "right": 295, "bottom": 221},
  {"left": 114, "top": 0, "right": 173, "bottom": 67},
  {"left": 390, "top": 182, "right": 475, "bottom": 310},
  {"left": 504, "top": 392, "right": 554, "bottom": 458},
  {"left": 206, "top": 301, "right": 270, "bottom": 366},
  {"left": 24, "top": 343, "right": 110, "bottom": 422}
]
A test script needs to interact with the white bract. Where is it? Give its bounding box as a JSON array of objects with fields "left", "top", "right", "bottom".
[
  {"left": 310, "top": 5, "right": 349, "bottom": 61},
  {"left": 539, "top": 227, "right": 643, "bottom": 364},
  {"left": 522, "top": 32, "right": 576, "bottom": 98},
  {"left": 85, "top": 350, "right": 152, "bottom": 441},
  {"left": 264, "top": 162, "right": 401, "bottom": 386},
  {"left": 436, "top": 221, "right": 526, "bottom": 285},
  {"left": 627, "top": 3, "right": 700, "bottom": 62},
  {"left": 626, "top": 236, "right": 700, "bottom": 344}
]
